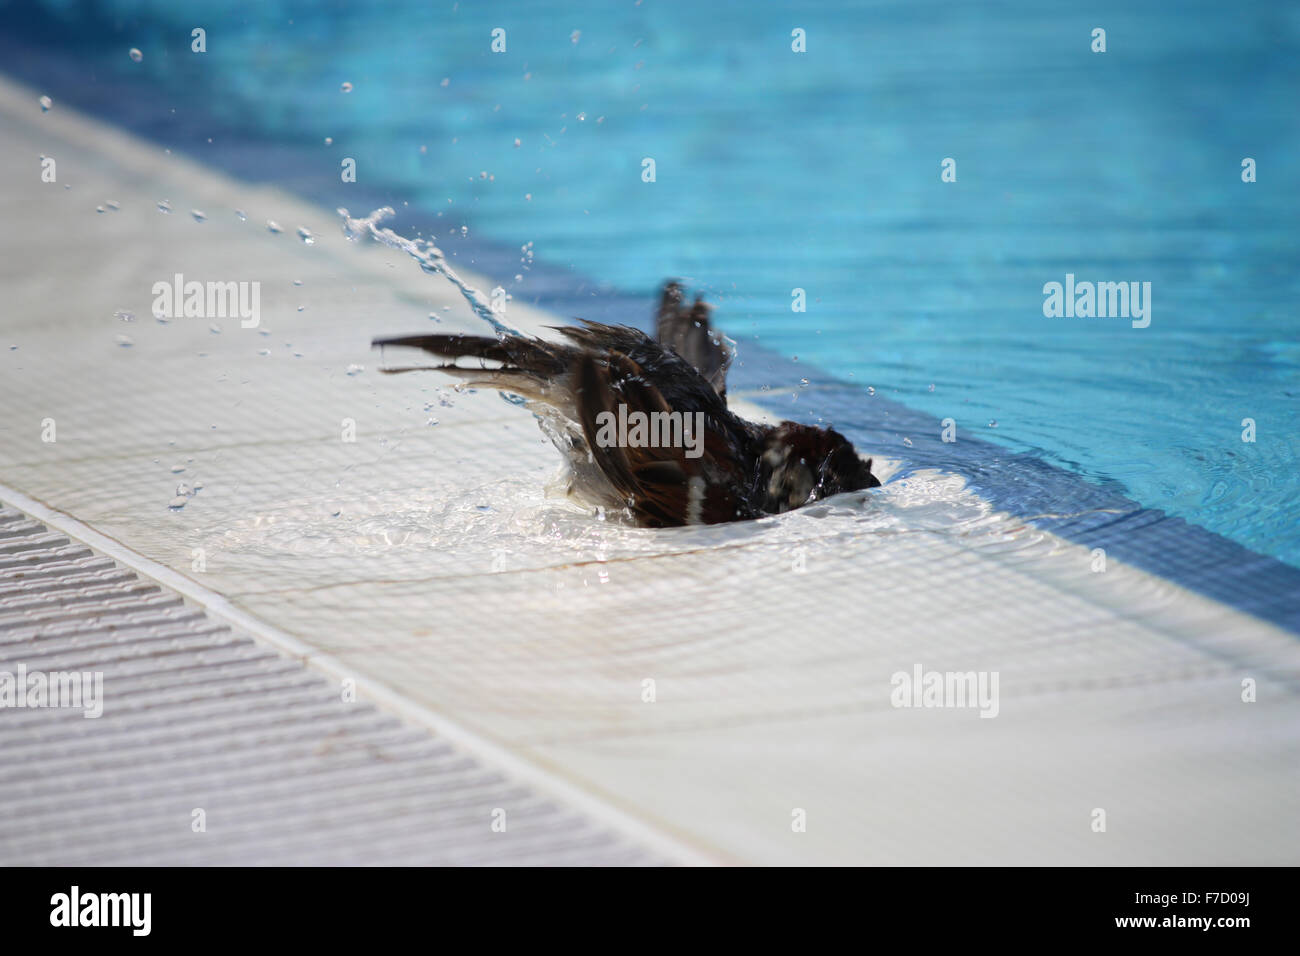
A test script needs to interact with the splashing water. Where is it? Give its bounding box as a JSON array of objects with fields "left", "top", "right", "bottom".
[{"left": 338, "top": 206, "right": 521, "bottom": 337}]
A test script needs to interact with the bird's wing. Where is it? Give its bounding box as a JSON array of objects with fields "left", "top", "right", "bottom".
[
  {"left": 573, "top": 351, "right": 754, "bottom": 527},
  {"left": 654, "top": 281, "right": 734, "bottom": 399}
]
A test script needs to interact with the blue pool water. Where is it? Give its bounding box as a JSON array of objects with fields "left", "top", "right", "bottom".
[{"left": 11, "top": 0, "right": 1300, "bottom": 567}]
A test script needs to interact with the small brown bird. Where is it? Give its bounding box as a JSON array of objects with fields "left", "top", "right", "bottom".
[{"left": 373, "top": 281, "right": 880, "bottom": 527}]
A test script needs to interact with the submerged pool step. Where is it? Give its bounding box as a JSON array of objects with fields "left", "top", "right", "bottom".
[{"left": 0, "top": 501, "right": 664, "bottom": 866}]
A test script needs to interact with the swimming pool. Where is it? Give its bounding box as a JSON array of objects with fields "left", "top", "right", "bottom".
[
  {"left": 5, "top": 2, "right": 1300, "bottom": 865},
  {"left": 8, "top": 0, "right": 1299, "bottom": 569}
]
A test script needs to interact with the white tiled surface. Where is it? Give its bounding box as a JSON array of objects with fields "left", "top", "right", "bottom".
[
  {"left": 2, "top": 75, "right": 1298, "bottom": 865},
  {"left": 0, "top": 503, "right": 659, "bottom": 865}
]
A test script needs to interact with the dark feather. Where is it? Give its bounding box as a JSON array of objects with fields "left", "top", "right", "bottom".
[{"left": 654, "top": 281, "right": 733, "bottom": 399}]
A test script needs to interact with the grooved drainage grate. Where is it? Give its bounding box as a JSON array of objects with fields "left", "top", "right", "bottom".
[{"left": 0, "top": 503, "right": 659, "bottom": 865}]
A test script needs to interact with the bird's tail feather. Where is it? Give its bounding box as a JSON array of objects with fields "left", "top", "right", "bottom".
[{"left": 371, "top": 333, "right": 571, "bottom": 399}]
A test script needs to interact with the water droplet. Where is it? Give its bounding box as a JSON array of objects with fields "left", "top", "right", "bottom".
[
  {"left": 170, "top": 464, "right": 185, "bottom": 474},
  {"left": 570, "top": 29, "right": 581, "bottom": 43},
  {"left": 324, "top": 136, "right": 333, "bottom": 146},
  {"left": 258, "top": 348, "right": 270, "bottom": 356},
  {"left": 168, "top": 496, "right": 188, "bottom": 511},
  {"left": 128, "top": 48, "right": 143, "bottom": 63},
  {"left": 867, "top": 386, "right": 875, "bottom": 396},
  {"left": 266, "top": 220, "right": 282, "bottom": 234},
  {"left": 292, "top": 279, "right": 303, "bottom": 286},
  {"left": 105, "top": 200, "right": 120, "bottom": 211},
  {"left": 157, "top": 199, "right": 172, "bottom": 214},
  {"left": 799, "top": 378, "right": 809, "bottom": 388},
  {"left": 577, "top": 112, "right": 586, "bottom": 121},
  {"left": 114, "top": 310, "right": 135, "bottom": 322},
  {"left": 340, "top": 81, "right": 353, "bottom": 93},
  {"left": 39, "top": 95, "right": 52, "bottom": 112},
  {"left": 209, "top": 324, "right": 221, "bottom": 334},
  {"left": 988, "top": 420, "right": 998, "bottom": 428},
  {"left": 902, "top": 436, "right": 913, "bottom": 447},
  {"left": 191, "top": 209, "right": 206, "bottom": 222},
  {"left": 928, "top": 383, "right": 935, "bottom": 392},
  {"left": 475, "top": 504, "right": 493, "bottom": 513},
  {"left": 513, "top": 138, "right": 521, "bottom": 148},
  {"left": 346, "top": 364, "right": 364, "bottom": 376},
  {"left": 235, "top": 209, "right": 247, "bottom": 221},
  {"left": 425, "top": 417, "right": 439, "bottom": 426},
  {"left": 440, "top": 77, "right": 450, "bottom": 87},
  {"left": 115, "top": 334, "right": 134, "bottom": 348},
  {"left": 96, "top": 205, "right": 106, "bottom": 214},
  {"left": 297, "top": 305, "right": 305, "bottom": 312},
  {"left": 297, "top": 226, "right": 314, "bottom": 244}
]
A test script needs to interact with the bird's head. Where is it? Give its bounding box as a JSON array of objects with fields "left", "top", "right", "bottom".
[{"left": 761, "top": 422, "right": 880, "bottom": 512}]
